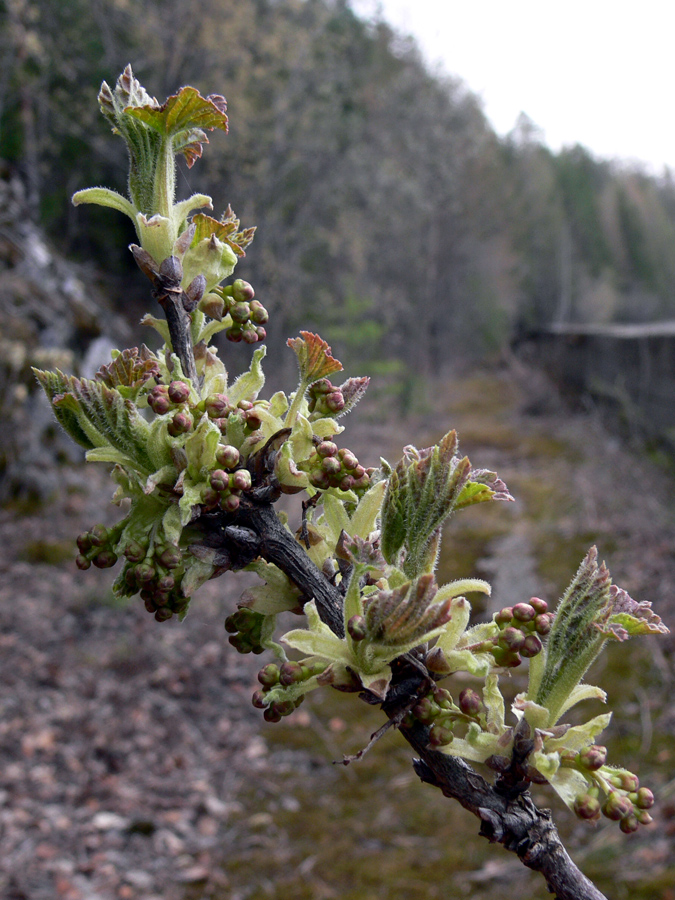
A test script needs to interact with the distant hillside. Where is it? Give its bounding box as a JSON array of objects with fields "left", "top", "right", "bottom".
[{"left": 2, "top": 0, "right": 674, "bottom": 379}]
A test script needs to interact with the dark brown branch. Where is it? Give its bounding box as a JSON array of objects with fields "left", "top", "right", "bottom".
[{"left": 158, "top": 289, "right": 608, "bottom": 900}]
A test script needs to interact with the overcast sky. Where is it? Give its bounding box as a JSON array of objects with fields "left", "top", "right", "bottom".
[{"left": 351, "top": 0, "right": 675, "bottom": 174}]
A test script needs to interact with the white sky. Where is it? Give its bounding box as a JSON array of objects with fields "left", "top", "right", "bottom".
[{"left": 351, "top": 0, "right": 675, "bottom": 174}]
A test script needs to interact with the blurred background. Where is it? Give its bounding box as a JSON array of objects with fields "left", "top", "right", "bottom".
[{"left": 0, "top": 1, "right": 674, "bottom": 898}]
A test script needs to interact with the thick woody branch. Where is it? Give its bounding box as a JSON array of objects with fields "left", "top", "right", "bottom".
[
  {"left": 161, "top": 292, "right": 607, "bottom": 900},
  {"left": 204, "top": 497, "right": 607, "bottom": 900}
]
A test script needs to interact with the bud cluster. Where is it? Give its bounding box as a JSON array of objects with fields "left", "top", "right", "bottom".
[
  {"left": 572, "top": 769, "right": 654, "bottom": 832},
  {"left": 224, "top": 606, "right": 267, "bottom": 654},
  {"left": 200, "top": 279, "right": 268, "bottom": 344},
  {"left": 120, "top": 539, "right": 188, "bottom": 621},
  {"left": 490, "top": 598, "right": 553, "bottom": 668},
  {"left": 201, "top": 446, "right": 252, "bottom": 514},
  {"left": 306, "top": 440, "right": 374, "bottom": 494},
  {"left": 75, "top": 524, "right": 120, "bottom": 571},
  {"left": 410, "top": 685, "right": 485, "bottom": 748},
  {"left": 251, "top": 660, "right": 326, "bottom": 722},
  {"left": 307, "top": 378, "right": 346, "bottom": 418}
]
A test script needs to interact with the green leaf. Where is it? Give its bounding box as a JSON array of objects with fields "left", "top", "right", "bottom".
[
  {"left": 191, "top": 210, "right": 256, "bottom": 258},
  {"left": 228, "top": 346, "right": 266, "bottom": 406},
  {"left": 125, "top": 86, "right": 228, "bottom": 166},
  {"left": 72, "top": 187, "right": 136, "bottom": 220},
  {"left": 35, "top": 369, "right": 154, "bottom": 474},
  {"left": 184, "top": 414, "right": 221, "bottom": 480}
]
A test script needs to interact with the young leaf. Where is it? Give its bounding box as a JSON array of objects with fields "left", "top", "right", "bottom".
[{"left": 287, "top": 332, "right": 343, "bottom": 386}]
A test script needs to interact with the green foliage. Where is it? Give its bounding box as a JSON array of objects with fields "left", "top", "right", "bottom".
[{"left": 33, "top": 67, "right": 672, "bottom": 859}]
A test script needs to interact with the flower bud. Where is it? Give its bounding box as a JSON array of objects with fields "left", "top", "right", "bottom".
[
  {"left": 243, "top": 410, "right": 262, "bottom": 430},
  {"left": 257, "top": 664, "right": 280, "bottom": 686},
  {"left": 167, "top": 410, "right": 193, "bottom": 436},
  {"left": 148, "top": 386, "right": 171, "bottom": 415},
  {"left": 491, "top": 646, "right": 522, "bottom": 668},
  {"left": 529, "top": 597, "right": 548, "bottom": 614},
  {"left": 578, "top": 745, "right": 607, "bottom": 771},
  {"left": 226, "top": 326, "right": 243, "bottom": 342},
  {"left": 310, "top": 471, "right": 331, "bottom": 490},
  {"left": 619, "top": 772, "right": 639, "bottom": 792},
  {"left": 427, "top": 722, "right": 454, "bottom": 747},
  {"left": 255, "top": 326, "right": 267, "bottom": 341},
  {"left": 339, "top": 475, "right": 355, "bottom": 492},
  {"left": 76, "top": 532, "right": 92, "bottom": 553},
  {"left": 205, "top": 393, "right": 230, "bottom": 418},
  {"left": 573, "top": 794, "right": 601, "bottom": 820},
  {"left": 249, "top": 300, "right": 268, "bottom": 324},
  {"left": 156, "top": 574, "right": 175, "bottom": 593},
  {"left": 321, "top": 457, "right": 341, "bottom": 476},
  {"left": 230, "top": 301, "right": 250, "bottom": 324},
  {"left": 168, "top": 380, "right": 191, "bottom": 404},
  {"left": 279, "top": 662, "right": 304, "bottom": 686},
  {"left": 520, "top": 633, "right": 543, "bottom": 658},
  {"left": 92, "top": 550, "right": 118, "bottom": 569},
  {"left": 635, "top": 787, "right": 654, "bottom": 809},
  {"left": 512, "top": 602, "right": 536, "bottom": 623},
  {"left": 242, "top": 325, "right": 259, "bottom": 344},
  {"left": 317, "top": 441, "right": 338, "bottom": 459},
  {"left": 155, "top": 607, "right": 174, "bottom": 622},
  {"left": 263, "top": 706, "right": 282, "bottom": 723},
  {"left": 210, "top": 469, "right": 229, "bottom": 492},
  {"left": 499, "top": 626, "right": 525, "bottom": 652},
  {"left": 619, "top": 814, "right": 639, "bottom": 834},
  {"left": 534, "top": 613, "right": 552, "bottom": 635},
  {"left": 347, "top": 615, "right": 367, "bottom": 641},
  {"left": 251, "top": 690, "right": 267, "bottom": 709},
  {"left": 216, "top": 444, "right": 240, "bottom": 469},
  {"left": 458, "top": 688, "right": 483, "bottom": 717},
  {"left": 75, "top": 554, "right": 91, "bottom": 570},
  {"left": 634, "top": 809, "right": 653, "bottom": 825},
  {"left": 494, "top": 607, "right": 513, "bottom": 626},
  {"left": 339, "top": 449, "right": 358, "bottom": 469},
  {"left": 124, "top": 540, "right": 146, "bottom": 562},
  {"left": 221, "top": 494, "right": 240, "bottom": 513},
  {"left": 134, "top": 563, "right": 156, "bottom": 584},
  {"left": 232, "top": 279, "right": 255, "bottom": 302},
  {"left": 412, "top": 696, "right": 439, "bottom": 723},
  {"left": 230, "top": 469, "right": 252, "bottom": 492},
  {"left": 602, "top": 792, "right": 634, "bottom": 821},
  {"left": 326, "top": 391, "right": 345, "bottom": 413},
  {"left": 158, "top": 546, "right": 182, "bottom": 569},
  {"left": 89, "top": 524, "right": 108, "bottom": 547}
]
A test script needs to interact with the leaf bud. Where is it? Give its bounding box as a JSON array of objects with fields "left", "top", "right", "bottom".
[
  {"left": 75, "top": 554, "right": 91, "bottom": 571},
  {"left": 347, "top": 614, "right": 367, "bottom": 641},
  {"left": 635, "top": 787, "right": 654, "bottom": 809},
  {"left": 184, "top": 274, "right": 206, "bottom": 309},
  {"left": 578, "top": 744, "right": 607, "bottom": 771},
  {"left": 205, "top": 393, "right": 230, "bottom": 417},
  {"left": 168, "top": 380, "right": 191, "bottom": 404},
  {"left": 158, "top": 255, "right": 182, "bottom": 285},
  {"left": 520, "top": 633, "right": 543, "bottom": 658},
  {"left": 458, "top": 688, "right": 483, "bottom": 717},
  {"left": 216, "top": 444, "right": 240, "bottom": 469},
  {"left": 232, "top": 279, "right": 255, "bottom": 302},
  {"left": 602, "top": 792, "right": 633, "bottom": 821},
  {"left": 573, "top": 794, "right": 601, "bottom": 820},
  {"left": 199, "top": 292, "right": 225, "bottom": 320},
  {"left": 512, "top": 602, "right": 537, "bottom": 623},
  {"left": 425, "top": 646, "right": 452, "bottom": 674},
  {"left": 317, "top": 441, "right": 338, "bottom": 459}
]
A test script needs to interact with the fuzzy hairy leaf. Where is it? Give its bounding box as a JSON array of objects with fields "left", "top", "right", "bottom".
[
  {"left": 95, "top": 346, "right": 160, "bottom": 398},
  {"left": 287, "top": 332, "right": 343, "bottom": 386},
  {"left": 35, "top": 369, "right": 154, "bottom": 473},
  {"left": 126, "top": 86, "right": 228, "bottom": 167}
]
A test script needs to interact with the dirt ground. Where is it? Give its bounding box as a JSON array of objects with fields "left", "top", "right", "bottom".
[{"left": 1, "top": 360, "right": 674, "bottom": 900}]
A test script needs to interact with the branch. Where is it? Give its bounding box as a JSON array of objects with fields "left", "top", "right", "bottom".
[{"left": 205, "top": 497, "right": 608, "bottom": 900}]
